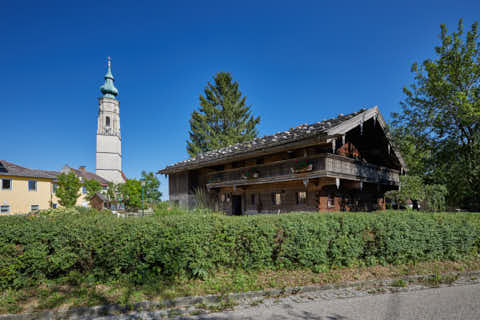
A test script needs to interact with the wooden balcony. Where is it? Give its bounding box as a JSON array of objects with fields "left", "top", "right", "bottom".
[{"left": 206, "top": 154, "right": 400, "bottom": 188}]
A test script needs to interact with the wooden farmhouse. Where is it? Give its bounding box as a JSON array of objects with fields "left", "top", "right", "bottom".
[{"left": 158, "top": 106, "right": 406, "bottom": 215}]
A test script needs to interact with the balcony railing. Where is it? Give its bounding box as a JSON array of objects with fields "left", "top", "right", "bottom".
[
  {"left": 325, "top": 156, "right": 400, "bottom": 184},
  {"left": 206, "top": 154, "right": 400, "bottom": 187}
]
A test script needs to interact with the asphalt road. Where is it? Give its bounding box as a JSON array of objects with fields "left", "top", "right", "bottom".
[
  {"left": 94, "top": 283, "right": 480, "bottom": 320},
  {"left": 185, "top": 283, "right": 480, "bottom": 320}
]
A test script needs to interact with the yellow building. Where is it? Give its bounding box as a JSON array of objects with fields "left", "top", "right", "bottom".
[
  {"left": 0, "top": 160, "right": 59, "bottom": 214},
  {"left": 0, "top": 160, "right": 110, "bottom": 215}
]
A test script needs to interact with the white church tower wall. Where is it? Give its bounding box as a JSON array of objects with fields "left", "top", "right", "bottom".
[{"left": 96, "top": 57, "right": 125, "bottom": 184}]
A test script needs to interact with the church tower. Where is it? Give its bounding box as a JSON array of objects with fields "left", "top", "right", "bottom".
[{"left": 96, "top": 57, "right": 124, "bottom": 184}]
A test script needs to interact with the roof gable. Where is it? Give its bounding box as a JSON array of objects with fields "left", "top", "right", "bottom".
[{"left": 325, "top": 106, "right": 405, "bottom": 168}]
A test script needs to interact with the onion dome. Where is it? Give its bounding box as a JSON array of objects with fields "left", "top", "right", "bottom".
[{"left": 100, "top": 57, "right": 119, "bottom": 98}]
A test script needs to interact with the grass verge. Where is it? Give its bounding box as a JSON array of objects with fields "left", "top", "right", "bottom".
[{"left": 1, "top": 256, "right": 480, "bottom": 314}]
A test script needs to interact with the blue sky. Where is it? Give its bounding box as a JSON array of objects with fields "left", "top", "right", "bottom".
[{"left": 1, "top": 0, "right": 479, "bottom": 199}]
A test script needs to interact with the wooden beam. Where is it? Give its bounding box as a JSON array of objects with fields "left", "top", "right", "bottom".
[
  {"left": 207, "top": 165, "right": 399, "bottom": 189},
  {"left": 159, "top": 135, "right": 341, "bottom": 174}
]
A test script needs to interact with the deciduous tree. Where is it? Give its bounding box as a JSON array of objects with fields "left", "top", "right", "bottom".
[
  {"left": 83, "top": 179, "right": 102, "bottom": 203},
  {"left": 141, "top": 171, "right": 162, "bottom": 206},
  {"left": 56, "top": 172, "right": 81, "bottom": 208},
  {"left": 392, "top": 19, "right": 480, "bottom": 210},
  {"left": 118, "top": 179, "right": 142, "bottom": 211}
]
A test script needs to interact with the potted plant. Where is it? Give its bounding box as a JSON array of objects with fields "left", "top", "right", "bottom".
[
  {"left": 290, "top": 159, "right": 313, "bottom": 174},
  {"left": 241, "top": 168, "right": 260, "bottom": 179}
]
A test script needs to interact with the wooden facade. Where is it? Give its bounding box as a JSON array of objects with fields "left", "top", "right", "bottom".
[{"left": 159, "top": 107, "right": 406, "bottom": 215}]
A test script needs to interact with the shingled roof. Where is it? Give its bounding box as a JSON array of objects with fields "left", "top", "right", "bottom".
[
  {"left": 61, "top": 165, "right": 110, "bottom": 185},
  {"left": 0, "top": 160, "right": 59, "bottom": 179},
  {"left": 0, "top": 161, "right": 116, "bottom": 185},
  {"left": 159, "top": 106, "right": 396, "bottom": 174}
]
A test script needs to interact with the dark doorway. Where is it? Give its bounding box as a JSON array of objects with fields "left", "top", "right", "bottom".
[{"left": 232, "top": 195, "right": 242, "bottom": 215}]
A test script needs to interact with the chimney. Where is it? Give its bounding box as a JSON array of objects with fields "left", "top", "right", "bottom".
[{"left": 79, "top": 166, "right": 86, "bottom": 171}]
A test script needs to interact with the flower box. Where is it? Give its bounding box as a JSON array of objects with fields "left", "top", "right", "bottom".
[
  {"left": 241, "top": 169, "right": 260, "bottom": 179},
  {"left": 290, "top": 163, "right": 313, "bottom": 174}
]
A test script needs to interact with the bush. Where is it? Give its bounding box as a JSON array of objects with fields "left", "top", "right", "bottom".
[
  {"left": 153, "top": 202, "right": 214, "bottom": 216},
  {"left": 0, "top": 210, "right": 479, "bottom": 289},
  {"left": 424, "top": 185, "right": 448, "bottom": 212}
]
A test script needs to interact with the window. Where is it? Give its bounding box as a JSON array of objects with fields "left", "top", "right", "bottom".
[
  {"left": 296, "top": 191, "right": 307, "bottom": 205},
  {"left": 271, "top": 192, "right": 281, "bottom": 206},
  {"left": 232, "top": 161, "right": 245, "bottom": 169},
  {"left": 31, "top": 205, "right": 40, "bottom": 212},
  {"left": 287, "top": 150, "right": 297, "bottom": 159},
  {"left": 52, "top": 203, "right": 57, "bottom": 209},
  {"left": 211, "top": 165, "right": 225, "bottom": 171},
  {"left": 2, "top": 179, "right": 12, "bottom": 190},
  {"left": 52, "top": 184, "right": 58, "bottom": 193},
  {"left": 82, "top": 186, "right": 87, "bottom": 194},
  {"left": 251, "top": 194, "right": 256, "bottom": 205},
  {"left": 255, "top": 157, "right": 264, "bottom": 165},
  {"left": 328, "top": 194, "right": 335, "bottom": 208},
  {"left": 28, "top": 180, "right": 37, "bottom": 191},
  {"left": 0, "top": 205, "right": 10, "bottom": 214},
  {"left": 106, "top": 116, "right": 111, "bottom": 127}
]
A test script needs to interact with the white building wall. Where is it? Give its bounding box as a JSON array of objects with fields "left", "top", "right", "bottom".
[
  {"left": 96, "top": 150, "right": 122, "bottom": 171},
  {"left": 96, "top": 97, "right": 124, "bottom": 184},
  {"left": 96, "top": 135, "right": 121, "bottom": 154}
]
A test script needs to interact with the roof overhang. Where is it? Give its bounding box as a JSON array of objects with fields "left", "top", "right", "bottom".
[
  {"left": 157, "top": 134, "right": 341, "bottom": 175},
  {"left": 158, "top": 106, "right": 407, "bottom": 175}
]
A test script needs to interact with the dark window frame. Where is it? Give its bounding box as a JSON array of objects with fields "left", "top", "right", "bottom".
[
  {"left": 271, "top": 192, "right": 281, "bottom": 206},
  {"left": 28, "top": 180, "right": 37, "bottom": 191},
  {"left": 231, "top": 161, "right": 245, "bottom": 169},
  {"left": 296, "top": 191, "right": 307, "bottom": 205},
  {"left": 2, "top": 179, "right": 12, "bottom": 190}
]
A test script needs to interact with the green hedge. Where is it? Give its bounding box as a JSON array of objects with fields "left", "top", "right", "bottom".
[{"left": 1, "top": 210, "right": 479, "bottom": 289}]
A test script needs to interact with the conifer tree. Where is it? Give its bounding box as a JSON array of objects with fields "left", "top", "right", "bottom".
[{"left": 187, "top": 72, "right": 260, "bottom": 156}]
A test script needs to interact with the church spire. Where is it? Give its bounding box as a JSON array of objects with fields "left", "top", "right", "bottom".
[{"left": 100, "top": 57, "right": 119, "bottom": 99}]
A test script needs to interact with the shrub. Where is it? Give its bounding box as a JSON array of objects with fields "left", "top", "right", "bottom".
[
  {"left": 424, "top": 184, "right": 448, "bottom": 212},
  {"left": 153, "top": 202, "right": 208, "bottom": 216},
  {"left": 0, "top": 210, "right": 479, "bottom": 289}
]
